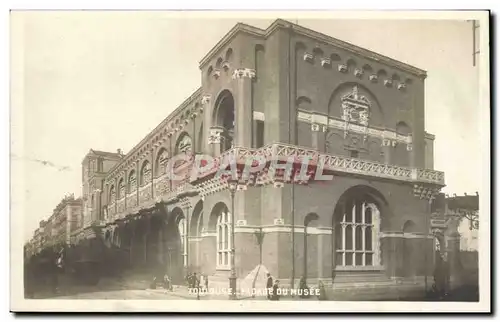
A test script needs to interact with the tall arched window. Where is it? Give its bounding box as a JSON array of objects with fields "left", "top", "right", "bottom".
[
  {"left": 178, "top": 218, "right": 187, "bottom": 267},
  {"left": 118, "top": 178, "right": 125, "bottom": 199},
  {"left": 128, "top": 170, "right": 136, "bottom": 193},
  {"left": 336, "top": 200, "right": 380, "bottom": 267},
  {"left": 216, "top": 210, "right": 231, "bottom": 269},
  {"left": 155, "top": 148, "right": 168, "bottom": 177},
  {"left": 140, "top": 160, "right": 152, "bottom": 186}
]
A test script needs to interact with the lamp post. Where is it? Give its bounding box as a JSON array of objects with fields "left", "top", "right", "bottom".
[{"left": 227, "top": 178, "right": 238, "bottom": 300}]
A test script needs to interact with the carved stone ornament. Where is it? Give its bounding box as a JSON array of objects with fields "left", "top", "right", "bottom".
[
  {"left": 321, "top": 57, "right": 331, "bottom": 67},
  {"left": 208, "top": 127, "right": 224, "bottom": 145},
  {"left": 213, "top": 69, "right": 221, "bottom": 79},
  {"left": 311, "top": 123, "right": 320, "bottom": 132},
  {"left": 369, "top": 74, "right": 378, "bottom": 83},
  {"left": 201, "top": 95, "right": 211, "bottom": 105},
  {"left": 407, "top": 143, "right": 413, "bottom": 151},
  {"left": 232, "top": 68, "right": 256, "bottom": 79},
  {"left": 341, "top": 86, "right": 371, "bottom": 139},
  {"left": 338, "top": 64, "right": 348, "bottom": 73},
  {"left": 274, "top": 218, "right": 285, "bottom": 225},
  {"left": 354, "top": 68, "right": 364, "bottom": 78},
  {"left": 303, "top": 52, "right": 314, "bottom": 62},
  {"left": 221, "top": 61, "right": 230, "bottom": 71},
  {"left": 397, "top": 83, "right": 406, "bottom": 90},
  {"left": 384, "top": 79, "right": 393, "bottom": 87}
]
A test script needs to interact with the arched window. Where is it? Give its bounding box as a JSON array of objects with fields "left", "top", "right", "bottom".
[
  {"left": 118, "top": 178, "right": 125, "bottom": 199},
  {"left": 140, "top": 160, "right": 151, "bottom": 186},
  {"left": 128, "top": 170, "right": 136, "bottom": 193},
  {"left": 175, "top": 134, "right": 192, "bottom": 155},
  {"left": 216, "top": 210, "right": 231, "bottom": 269},
  {"left": 109, "top": 185, "right": 116, "bottom": 204},
  {"left": 178, "top": 218, "right": 187, "bottom": 267},
  {"left": 336, "top": 200, "right": 380, "bottom": 267},
  {"left": 155, "top": 148, "right": 168, "bottom": 177}
]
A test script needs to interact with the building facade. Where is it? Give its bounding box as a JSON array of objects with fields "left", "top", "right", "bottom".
[{"left": 76, "top": 20, "right": 448, "bottom": 292}]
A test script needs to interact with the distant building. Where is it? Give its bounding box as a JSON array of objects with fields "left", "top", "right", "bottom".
[
  {"left": 446, "top": 194, "right": 479, "bottom": 252},
  {"left": 27, "top": 195, "right": 83, "bottom": 255}
]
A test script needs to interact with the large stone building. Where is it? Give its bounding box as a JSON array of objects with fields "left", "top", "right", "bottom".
[{"left": 75, "top": 20, "right": 448, "bottom": 295}]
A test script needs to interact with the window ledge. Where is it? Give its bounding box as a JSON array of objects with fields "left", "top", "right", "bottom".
[
  {"left": 216, "top": 267, "right": 231, "bottom": 271},
  {"left": 335, "top": 265, "right": 384, "bottom": 272}
]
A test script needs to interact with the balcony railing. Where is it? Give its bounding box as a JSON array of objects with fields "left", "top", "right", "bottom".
[
  {"left": 126, "top": 191, "right": 138, "bottom": 208},
  {"left": 102, "top": 142, "right": 444, "bottom": 222}
]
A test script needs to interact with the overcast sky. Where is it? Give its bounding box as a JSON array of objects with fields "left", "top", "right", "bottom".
[{"left": 12, "top": 12, "right": 484, "bottom": 241}]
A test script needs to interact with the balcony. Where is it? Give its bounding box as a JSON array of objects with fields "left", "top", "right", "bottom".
[
  {"left": 139, "top": 183, "right": 153, "bottom": 204},
  {"left": 102, "top": 142, "right": 444, "bottom": 224},
  {"left": 194, "top": 143, "right": 445, "bottom": 186}
]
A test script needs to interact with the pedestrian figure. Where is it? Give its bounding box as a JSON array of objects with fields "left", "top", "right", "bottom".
[
  {"left": 204, "top": 274, "right": 209, "bottom": 291},
  {"left": 266, "top": 273, "right": 273, "bottom": 300},
  {"left": 271, "top": 280, "right": 280, "bottom": 301},
  {"left": 299, "top": 276, "right": 310, "bottom": 299},
  {"left": 193, "top": 273, "right": 200, "bottom": 300},
  {"left": 150, "top": 276, "right": 158, "bottom": 289},
  {"left": 317, "top": 280, "right": 327, "bottom": 300},
  {"left": 163, "top": 274, "right": 172, "bottom": 291}
]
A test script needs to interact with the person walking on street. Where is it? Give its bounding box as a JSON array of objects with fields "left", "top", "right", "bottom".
[
  {"left": 271, "top": 280, "right": 280, "bottom": 301},
  {"left": 266, "top": 273, "right": 273, "bottom": 300}
]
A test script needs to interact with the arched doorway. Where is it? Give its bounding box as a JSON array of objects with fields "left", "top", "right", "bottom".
[
  {"left": 213, "top": 90, "right": 235, "bottom": 153},
  {"left": 332, "top": 186, "right": 387, "bottom": 275}
]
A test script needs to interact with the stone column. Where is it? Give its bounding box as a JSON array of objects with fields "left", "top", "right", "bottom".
[
  {"left": 232, "top": 68, "right": 255, "bottom": 147},
  {"left": 382, "top": 138, "right": 394, "bottom": 165},
  {"left": 209, "top": 126, "right": 224, "bottom": 157},
  {"left": 446, "top": 232, "right": 462, "bottom": 290},
  {"left": 157, "top": 223, "right": 164, "bottom": 264},
  {"left": 202, "top": 95, "right": 212, "bottom": 155},
  {"left": 311, "top": 123, "right": 320, "bottom": 150}
]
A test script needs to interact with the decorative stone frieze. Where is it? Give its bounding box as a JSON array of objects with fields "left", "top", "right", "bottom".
[{"left": 232, "top": 68, "right": 256, "bottom": 79}]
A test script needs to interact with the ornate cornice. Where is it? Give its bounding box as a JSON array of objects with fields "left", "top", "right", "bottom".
[{"left": 199, "top": 19, "right": 427, "bottom": 78}]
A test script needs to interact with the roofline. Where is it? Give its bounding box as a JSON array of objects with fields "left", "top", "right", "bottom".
[
  {"left": 106, "top": 87, "right": 203, "bottom": 177},
  {"left": 199, "top": 19, "right": 427, "bottom": 78}
]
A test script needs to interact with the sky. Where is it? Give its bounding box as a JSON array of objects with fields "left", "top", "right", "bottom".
[{"left": 11, "top": 12, "right": 485, "bottom": 242}]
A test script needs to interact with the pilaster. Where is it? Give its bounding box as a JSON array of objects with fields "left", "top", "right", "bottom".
[{"left": 232, "top": 68, "right": 255, "bottom": 147}]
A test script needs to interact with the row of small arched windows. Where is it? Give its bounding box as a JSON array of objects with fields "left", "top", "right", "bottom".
[
  {"left": 297, "top": 42, "right": 413, "bottom": 85},
  {"left": 108, "top": 134, "right": 193, "bottom": 203}
]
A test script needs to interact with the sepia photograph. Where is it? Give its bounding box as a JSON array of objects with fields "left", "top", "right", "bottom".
[{"left": 10, "top": 10, "right": 490, "bottom": 312}]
